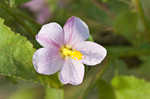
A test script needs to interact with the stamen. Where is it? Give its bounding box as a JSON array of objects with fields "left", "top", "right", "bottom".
[
  {"left": 60, "top": 45, "right": 83, "bottom": 60},
  {"left": 71, "top": 51, "right": 83, "bottom": 60}
]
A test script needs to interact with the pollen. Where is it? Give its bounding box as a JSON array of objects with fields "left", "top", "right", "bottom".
[{"left": 60, "top": 45, "right": 83, "bottom": 60}]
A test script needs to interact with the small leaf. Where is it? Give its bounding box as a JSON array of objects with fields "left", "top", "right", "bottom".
[{"left": 111, "top": 76, "right": 150, "bottom": 99}]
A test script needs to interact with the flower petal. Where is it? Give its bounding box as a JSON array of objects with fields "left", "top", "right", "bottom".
[
  {"left": 36, "top": 7, "right": 51, "bottom": 24},
  {"left": 59, "top": 59, "right": 84, "bottom": 85},
  {"left": 63, "top": 16, "right": 89, "bottom": 46},
  {"left": 36, "top": 22, "right": 64, "bottom": 48},
  {"left": 23, "top": 0, "right": 45, "bottom": 12},
  {"left": 33, "top": 48, "right": 64, "bottom": 75},
  {"left": 75, "top": 41, "right": 107, "bottom": 66}
]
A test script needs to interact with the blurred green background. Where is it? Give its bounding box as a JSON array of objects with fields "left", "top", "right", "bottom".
[{"left": 1, "top": 0, "right": 150, "bottom": 99}]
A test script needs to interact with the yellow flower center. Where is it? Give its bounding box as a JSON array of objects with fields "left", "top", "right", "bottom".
[{"left": 60, "top": 45, "right": 83, "bottom": 60}]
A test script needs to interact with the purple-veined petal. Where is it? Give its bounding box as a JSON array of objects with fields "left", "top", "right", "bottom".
[
  {"left": 36, "top": 23, "right": 64, "bottom": 48},
  {"left": 63, "top": 16, "right": 89, "bottom": 46},
  {"left": 59, "top": 59, "right": 84, "bottom": 85},
  {"left": 33, "top": 48, "right": 64, "bottom": 75},
  {"left": 75, "top": 41, "right": 107, "bottom": 66}
]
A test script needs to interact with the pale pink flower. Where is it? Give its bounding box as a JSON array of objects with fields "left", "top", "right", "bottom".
[
  {"left": 33, "top": 16, "right": 107, "bottom": 85},
  {"left": 23, "top": 0, "right": 50, "bottom": 24}
]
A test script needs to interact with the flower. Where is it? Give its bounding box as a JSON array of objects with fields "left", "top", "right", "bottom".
[
  {"left": 33, "top": 16, "right": 107, "bottom": 85},
  {"left": 23, "top": 0, "right": 50, "bottom": 24}
]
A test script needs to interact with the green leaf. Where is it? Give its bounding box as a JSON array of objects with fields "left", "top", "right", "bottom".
[
  {"left": 111, "top": 76, "right": 150, "bottom": 99},
  {"left": 0, "top": 18, "right": 61, "bottom": 88},
  {"left": 45, "top": 87, "right": 64, "bottom": 99},
  {"left": 0, "top": 18, "right": 37, "bottom": 80}
]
